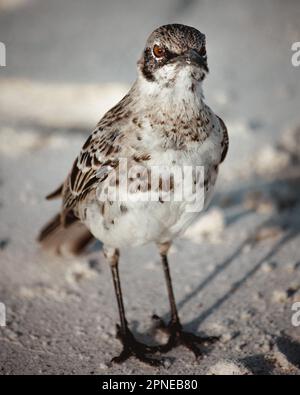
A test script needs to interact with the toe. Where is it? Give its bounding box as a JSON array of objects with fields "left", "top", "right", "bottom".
[
  {"left": 110, "top": 348, "right": 131, "bottom": 365},
  {"left": 135, "top": 352, "right": 164, "bottom": 367},
  {"left": 112, "top": 325, "right": 164, "bottom": 364},
  {"left": 111, "top": 345, "right": 163, "bottom": 367},
  {"left": 182, "top": 331, "right": 220, "bottom": 345}
]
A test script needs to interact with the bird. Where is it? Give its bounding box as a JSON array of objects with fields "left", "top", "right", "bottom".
[{"left": 38, "top": 23, "right": 229, "bottom": 366}]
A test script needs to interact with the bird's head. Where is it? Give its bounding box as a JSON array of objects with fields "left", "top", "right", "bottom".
[{"left": 138, "top": 24, "right": 208, "bottom": 93}]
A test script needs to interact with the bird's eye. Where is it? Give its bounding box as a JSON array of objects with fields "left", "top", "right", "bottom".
[{"left": 153, "top": 45, "right": 165, "bottom": 58}]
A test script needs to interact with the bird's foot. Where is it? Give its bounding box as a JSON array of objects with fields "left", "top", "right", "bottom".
[
  {"left": 110, "top": 324, "right": 163, "bottom": 366},
  {"left": 152, "top": 315, "right": 219, "bottom": 359}
]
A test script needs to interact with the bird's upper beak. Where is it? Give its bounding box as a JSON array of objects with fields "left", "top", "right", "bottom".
[{"left": 173, "top": 49, "right": 208, "bottom": 72}]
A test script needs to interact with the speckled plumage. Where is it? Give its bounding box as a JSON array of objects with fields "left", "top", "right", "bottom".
[{"left": 39, "top": 24, "right": 229, "bottom": 365}]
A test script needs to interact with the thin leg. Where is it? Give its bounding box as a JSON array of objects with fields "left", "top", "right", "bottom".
[
  {"left": 104, "top": 247, "right": 162, "bottom": 366},
  {"left": 111, "top": 259, "right": 127, "bottom": 335},
  {"left": 153, "top": 242, "right": 219, "bottom": 358},
  {"left": 161, "top": 252, "right": 180, "bottom": 325}
]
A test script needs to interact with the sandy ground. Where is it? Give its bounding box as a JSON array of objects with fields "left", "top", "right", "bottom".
[{"left": 0, "top": 0, "right": 300, "bottom": 375}]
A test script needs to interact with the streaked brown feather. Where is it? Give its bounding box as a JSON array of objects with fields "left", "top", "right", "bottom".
[
  {"left": 38, "top": 211, "right": 95, "bottom": 255},
  {"left": 217, "top": 115, "right": 229, "bottom": 163}
]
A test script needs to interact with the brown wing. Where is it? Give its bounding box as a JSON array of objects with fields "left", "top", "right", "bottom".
[
  {"left": 61, "top": 90, "right": 134, "bottom": 217},
  {"left": 217, "top": 116, "right": 229, "bottom": 163},
  {"left": 39, "top": 91, "right": 134, "bottom": 250},
  {"left": 62, "top": 128, "right": 123, "bottom": 219}
]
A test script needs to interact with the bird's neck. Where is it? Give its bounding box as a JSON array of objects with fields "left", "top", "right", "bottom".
[
  {"left": 131, "top": 78, "right": 210, "bottom": 150},
  {"left": 135, "top": 76, "right": 205, "bottom": 117}
]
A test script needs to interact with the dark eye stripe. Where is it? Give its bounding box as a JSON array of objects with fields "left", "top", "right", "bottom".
[
  {"left": 161, "top": 48, "right": 206, "bottom": 62},
  {"left": 164, "top": 50, "right": 178, "bottom": 61}
]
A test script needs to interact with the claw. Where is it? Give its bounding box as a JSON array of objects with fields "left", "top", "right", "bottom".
[
  {"left": 152, "top": 315, "right": 219, "bottom": 358},
  {"left": 110, "top": 325, "right": 163, "bottom": 367}
]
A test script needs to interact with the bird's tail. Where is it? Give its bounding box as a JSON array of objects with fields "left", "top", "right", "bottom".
[{"left": 38, "top": 213, "right": 94, "bottom": 255}]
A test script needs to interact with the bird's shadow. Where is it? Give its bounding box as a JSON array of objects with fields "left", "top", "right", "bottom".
[
  {"left": 240, "top": 354, "right": 275, "bottom": 375},
  {"left": 240, "top": 336, "right": 300, "bottom": 374},
  {"left": 276, "top": 335, "right": 300, "bottom": 369},
  {"left": 183, "top": 227, "right": 298, "bottom": 333}
]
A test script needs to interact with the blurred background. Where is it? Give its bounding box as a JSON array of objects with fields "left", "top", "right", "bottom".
[{"left": 0, "top": 0, "right": 300, "bottom": 375}]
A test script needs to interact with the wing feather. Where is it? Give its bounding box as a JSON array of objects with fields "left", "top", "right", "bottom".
[{"left": 217, "top": 116, "right": 229, "bottom": 163}]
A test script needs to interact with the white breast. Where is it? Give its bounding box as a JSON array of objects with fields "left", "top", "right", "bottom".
[{"left": 84, "top": 125, "right": 221, "bottom": 249}]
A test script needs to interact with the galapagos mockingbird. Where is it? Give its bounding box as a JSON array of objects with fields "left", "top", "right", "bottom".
[{"left": 39, "top": 24, "right": 229, "bottom": 366}]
